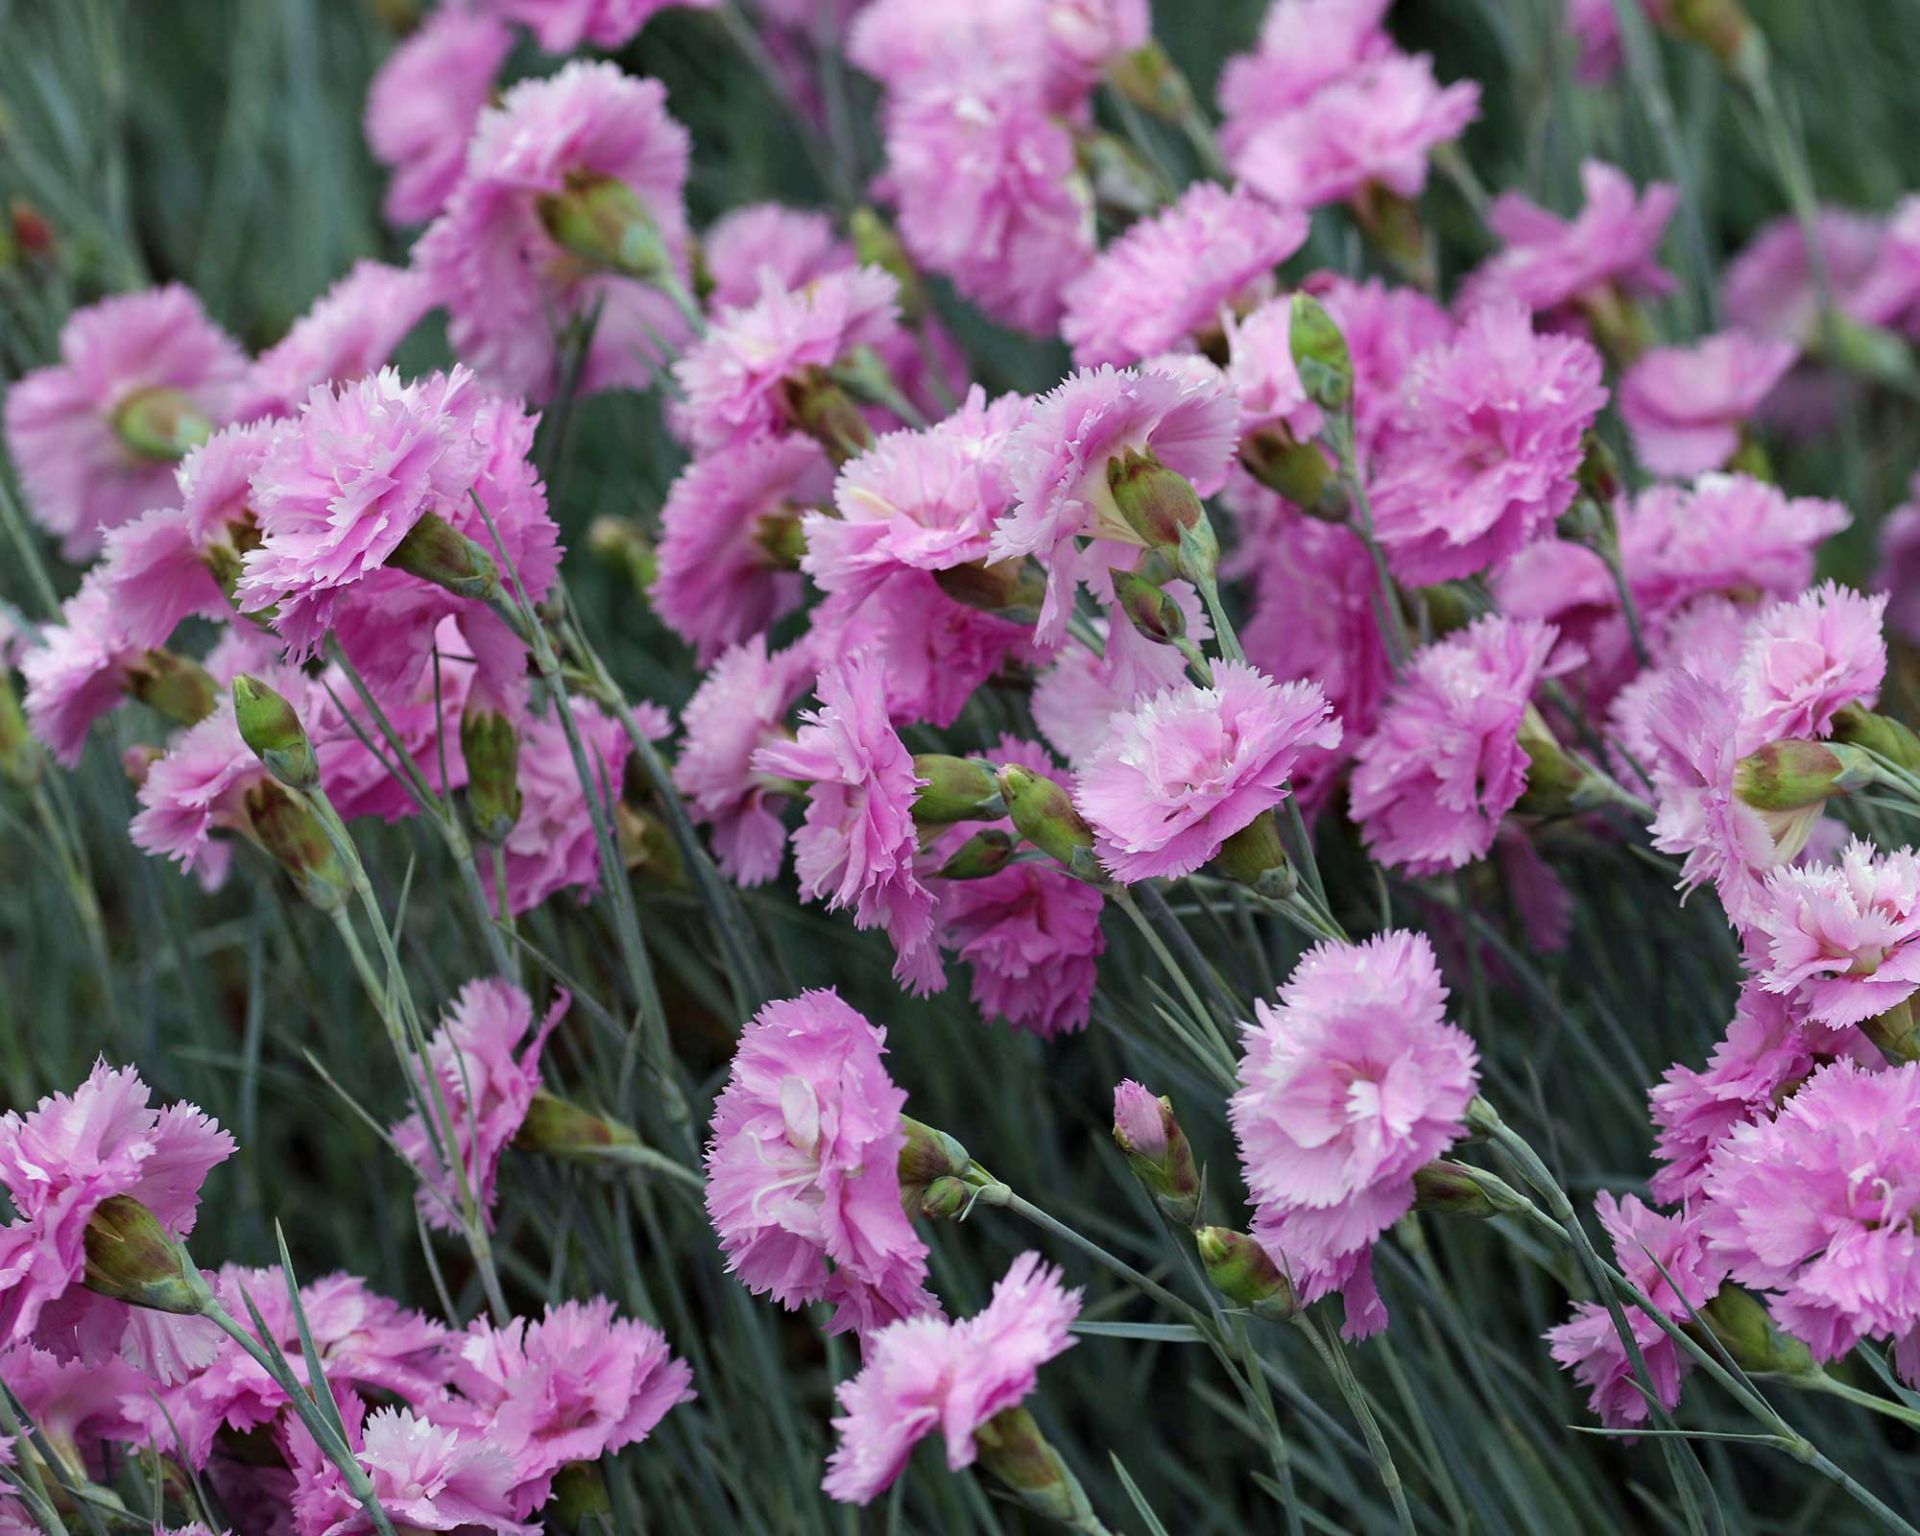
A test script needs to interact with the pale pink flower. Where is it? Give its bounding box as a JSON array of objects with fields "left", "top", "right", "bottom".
[
  {"left": 20, "top": 573, "right": 146, "bottom": 766},
  {"left": 822, "top": 1251, "right": 1079, "bottom": 1505},
  {"left": 1724, "top": 208, "right": 1886, "bottom": 345},
  {"left": 673, "top": 266, "right": 901, "bottom": 452},
  {"left": 4, "top": 285, "right": 246, "bottom": 558},
  {"left": 502, "top": 696, "right": 648, "bottom": 914},
  {"left": 365, "top": 7, "right": 513, "bottom": 225},
  {"left": 992, "top": 364, "right": 1237, "bottom": 644},
  {"left": 932, "top": 737, "right": 1107, "bottom": 1037},
  {"left": 673, "top": 636, "right": 814, "bottom": 885},
  {"left": 1701, "top": 1058, "right": 1920, "bottom": 1375},
  {"left": 0, "top": 1344, "right": 163, "bottom": 1475},
  {"left": 1231, "top": 930, "right": 1478, "bottom": 1339},
  {"left": 651, "top": 436, "right": 831, "bottom": 662},
  {"left": 1546, "top": 1195, "right": 1726, "bottom": 1428},
  {"left": 446, "top": 1298, "right": 694, "bottom": 1516},
  {"left": 1351, "top": 616, "right": 1560, "bottom": 875},
  {"left": 1850, "top": 195, "right": 1920, "bottom": 337},
  {"left": 130, "top": 684, "right": 285, "bottom": 876},
  {"left": 1371, "top": 302, "right": 1605, "bottom": 584},
  {"left": 1224, "top": 296, "right": 1324, "bottom": 443},
  {"left": 1463, "top": 160, "right": 1677, "bottom": 321},
  {"left": 0, "top": 1062, "right": 233, "bottom": 1371},
  {"left": 1620, "top": 330, "right": 1798, "bottom": 478},
  {"left": 1031, "top": 576, "right": 1211, "bottom": 763},
  {"left": 851, "top": 0, "right": 1145, "bottom": 110},
  {"left": 1564, "top": 0, "right": 1624, "bottom": 82},
  {"left": 1734, "top": 582, "right": 1887, "bottom": 755},
  {"left": 703, "top": 203, "right": 845, "bottom": 308},
  {"left": 417, "top": 61, "right": 692, "bottom": 400},
  {"left": 496, "top": 0, "right": 717, "bottom": 52},
  {"left": 752, "top": 654, "right": 944, "bottom": 992},
  {"left": 290, "top": 1397, "right": 533, "bottom": 1536},
  {"left": 1880, "top": 496, "right": 1920, "bottom": 645},
  {"left": 1754, "top": 839, "right": 1920, "bottom": 1030},
  {"left": 1075, "top": 660, "right": 1340, "bottom": 882},
  {"left": 704, "top": 989, "right": 936, "bottom": 1334},
  {"left": 1061, "top": 182, "right": 1307, "bottom": 367},
  {"left": 1217, "top": 0, "right": 1393, "bottom": 141},
  {"left": 236, "top": 261, "right": 433, "bottom": 422}
]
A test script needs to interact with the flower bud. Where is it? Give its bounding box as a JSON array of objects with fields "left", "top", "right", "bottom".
[
  {"left": 919, "top": 1176, "right": 972, "bottom": 1221},
  {"left": 1832, "top": 703, "right": 1920, "bottom": 777},
  {"left": 1112, "top": 1081, "right": 1201, "bottom": 1227},
  {"left": 1209, "top": 812, "right": 1294, "bottom": 897},
  {"left": 128, "top": 650, "right": 218, "bottom": 730},
  {"left": 588, "top": 515, "right": 656, "bottom": 594},
  {"left": 390, "top": 510, "right": 502, "bottom": 602},
  {"left": 536, "top": 172, "right": 673, "bottom": 285},
  {"left": 936, "top": 828, "right": 1017, "bottom": 881},
  {"left": 1106, "top": 449, "right": 1206, "bottom": 550},
  {"left": 912, "top": 755, "right": 1005, "bottom": 826},
  {"left": 232, "top": 674, "right": 318, "bottom": 790},
  {"left": 550, "top": 1460, "right": 615, "bottom": 1526},
  {"left": 0, "top": 673, "right": 40, "bottom": 786},
  {"left": 1412, "top": 1159, "right": 1532, "bottom": 1218},
  {"left": 972, "top": 1405, "right": 1105, "bottom": 1530},
  {"left": 1289, "top": 293, "right": 1354, "bottom": 414},
  {"left": 1239, "top": 429, "right": 1347, "bottom": 520},
  {"left": 1665, "top": 0, "right": 1758, "bottom": 72},
  {"left": 1079, "top": 132, "right": 1166, "bottom": 220},
  {"left": 245, "top": 780, "right": 349, "bottom": 910},
  {"left": 111, "top": 386, "right": 211, "bottom": 461},
  {"left": 753, "top": 510, "right": 808, "bottom": 570},
  {"left": 82, "top": 1195, "right": 206, "bottom": 1315},
  {"left": 850, "top": 207, "right": 927, "bottom": 325},
  {"left": 1196, "top": 1226, "right": 1295, "bottom": 1318},
  {"left": 1575, "top": 431, "right": 1624, "bottom": 509},
  {"left": 1106, "top": 40, "right": 1194, "bottom": 120},
  {"left": 1862, "top": 997, "right": 1920, "bottom": 1064},
  {"left": 1732, "top": 739, "right": 1876, "bottom": 811},
  {"left": 996, "top": 763, "right": 1101, "bottom": 882},
  {"left": 932, "top": 557, "right": 1048, "bottom": 623},
  {"left": 1818, "top": 314, "right": 1919, "bottom": 390},
  {"left": 1110, "top": 568, "right": 1185, "bottom": 646},
  {"left": 1350, "top": 185, "right": 1433, "bottom": 293},
  {"left": 460, "top": 705, "right": 522, "bottom": 845},
  {"left": 1512, "top": 707, "right": 1589, "bottom": 816},
  {"left": 781, "top": 366, "right": 874, "bottom": 464},
  {"left": 513, "top": 1089, "right": 642, "bottom": 1159},
  {"left": 1700, "top": 1284, "right": 1815, "bottom": 1377},
  {"left": 615, "top": 801, "right": 685, "bottom": 885},
  {"left": 9, "top": 198, "right": 54, "bottom": 262}
]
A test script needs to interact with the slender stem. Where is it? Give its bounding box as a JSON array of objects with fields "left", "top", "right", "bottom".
[
  {"left": 1290, "top": 1311, "right": 1416, "bottom": 1536},
  {"left": 1795, "top": 1370, "right": 1920, "bottom": 1432},
  {"left": 1231, "top": 1314, "right": 1305, "bottom": 1536},
  {"left": 1327, "top": 418, "right": 1411, "bottom": 671},
  {"left": 1110, "top": 887, "right": 1240, "bottom": 1085},
  {"left": 0, "top": 1386, "right": 68, "bottom": 1535},
  {"left": 978, "top": 1183, "right": 1204, "bottom": 1327}
]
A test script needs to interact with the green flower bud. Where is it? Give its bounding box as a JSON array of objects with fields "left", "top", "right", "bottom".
[
  {"left": 1110, "top": 568, "right": 1186, "bottom": 646},
  {"left": 1575, "top": 432, "right": 1624, "bottom": 508},
  {"left": 997, "top": 763, "right": 1101, "bottom": 881},
  {"left": 919, "top": 1175, "right": 973, "bottom": 1221},
  {"left": 1289, "top": 293, "right": 1354, "bottom": 414},
  {"left": 1209, "top": 812, "right": 1293, "bottom": 897},
  {"left": 513, "top": 1089, "right": 642, "bottom": 1159},
  {"left": 912, "top": 754, "right": 1005, "bottom": 826},
  {"left": 245, "top": 780, "right": 349, "bottom": 910},
  {"left": 933, "top": 557, "right": 1048, "bottom": 623},
  {"left": 1112, "top": 1081, "right": 1201, "bottom": 1227},
  {"left": 390, "top": 510, "right": 502, "bottom": 602},
  {"left": 615, "top": 801, "right": 685, "bottom": 885},
  {"left": 1106, "top": 40, "right": 1194, "bottom": 119},
  {"left": 1863, "top": 998, "right": 1920, "bottom": 1064},
  {"left": 550, "top": 1460, "right": 615, "bottom": 1527},
  {"left": 1196, "top": 1226, "right": 1296, "bottom": 1318},
  {"left": 936, "top": 827, "right": 1017, "bottom": 880},
  {"left": 111, "top": 386, "right": 211, "bottom": 461},
  {"left": 460, "top": 705, "right": 522, "bottom": 845},
  {"left": 128, "top": 650, "right": 218, "bottom": 730},
  {"left": 1412, "top": 1159, "right": 1532, "bottom": 1218},
  {"left": 1665, "top": 0, "right": 1759, "bottom": 71},
  {"left": 972, "top": 1405, "right": 1106, "bottom": 1530},
  {"left": 850, "top": 207, "right": 927, "bottom": 325},
  {"left": 1106, "top": 449, "right": 1207, "bottom": 550},
  {"left": 536, "top": 172, "right": 673, "bottom": 284},
  {"left": 231, "top": 673, "right": 318, "bottom": 790},
  {"left": 780, "top": 366, "right": 874, "bottom": 464},
  {"left": 82, "top": 1195, "right": 206, "bottom": 1315},
  {"left": 753, "top": 509, "right": 809, "bottom": 570},
  {"left": 588, "top": 515, "right": 656, "bottom": 595},
  {"left": 898, "top": 1116, "right": 972, "bottom": 1190},
  {"left": 1700, "top": 1285, "right": 1816, "bottom": 1377},
  {"left": 1733, "top": 739, "right": 1876, "bottom": 812},
  {"left": 1513, "top": 707, "right": 1589, "bottom": 816},
  {"left": 1078, "top": 132, "right": 1166, "bottom": 220},
  {"left": 1832, "top": 703, "right": 1920, "bottom": 777},
  {"left": 1239, "top": 428, "right": 1348, "bottom": 520}
]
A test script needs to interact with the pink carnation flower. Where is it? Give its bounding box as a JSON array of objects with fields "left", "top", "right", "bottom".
[
  {"left": 1734, "top": 581, "right": 1887, "bottom": 754},
  {"left": 290, "top": 1397, "right": 532, "bottom": 1536},
  {"left": 364, "top": 7, "right": 513, "bottom": 226},
  {"left": 672, "top": 266, "right": 901, "bottom": 453},
  {"left": 392, "top": 980, "right": 567, "bottom": 1232},
  {"left": 1306, "top": 273, "right": 1453, "bottom": 459},
  {"left": 1075, "top": 660, "right": 1340, "bottom": 882},
  {"left": 851, "top": 0, "right": 1145, "bottom": 111},
  {"left": 932, "top": 737, "right": 1107, "bottom": 1037},
  {"left": 673, "top": 636, "right": 813, "bottom": 885},
  {"left": 1701, "top": 1058, "right": 1920, "bottom": 1375},
  {"left": 1060, "top": 182, "right": 1307, "bottom": 366},
  {"left": 752, "top": 653, "right": 944, "bottom": 992},
  {"left": 1754, "top": 839, "right": 1920, "bottom": 1030},
  {"left": 496, "top": 0, "right": 717, "bottom": 53},
  {"left": 1463, "top": 160, "right": 1677, "bottom": 322},
  {"left": 0, "top": 1343, "right": 162, "bottom": 1477},
  {"left": 4, "top": 285, "right": 245, "bottom": 558},
  {"left": 1881, "top": 497, "right": 1920, "bottom": 645},
  {"left": 417, "top": 61, "right": 692, "bottom": 400},
  {"left": 703, "top": 202, "right": 846, "bottom": 308},
  {"left": 1218, "top": 0, "right": 1393, "bottom": 137},
  {"left": 1230, "top": 930, "right": 1478, "bottom": 1339},
  {"left": 1370, "top": 302, "right": 1606, "bottom": 584},
  {"left": 1849, "top": 195, "right": 1920, "bottom": 337},
  {"left": 1724, "top": 208, "right": 1886, "bottom": 346},
  {"left": 703, "top": 989, "right": 936, "bottom": 1334},
  {"left": 992, "top": 364, "right": 1237, "bottom": 644},
  {"left": 501, "top": 697, "right": 644, "bottom": 915},
  {"left": 822, "top": 1251, "right": 1079, "bottom": 1504},
  {"left": 879, "top": 78, "right": 1095, "bottom": 335},
  {"left": 1546, "top": 1195, "right": 1726, "bottom": 1428},
  {"left": 0, "top": 1061, "right": 234, "bottom": 1371},
  {"left": 235, "top": 261, "right": 433, "bottom": 422},
  {"left": 1031, "top": 576, "right": 1211, "bottom": 763},
  {"left": 1224, "top": 297, "right": 1324, "bottom": 443},
  {"left": 1351, "top": 616, "right": 1560, "bottom": 875},
  {"left": 447, "top": 1298, "right": 694, "bottom": 1517},
  {"left": 1620, "top": 330, "right": 1798, "bottom": 478},
  {"left": 20, "top": 574, "right": 146, "bottom": 767}
]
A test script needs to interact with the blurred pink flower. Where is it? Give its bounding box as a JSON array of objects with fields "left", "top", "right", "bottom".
[
  {"left": 1218, "top": 0, "right": 1392, "bottom": 139},
  {"left": 702, "top": 202, "right": 846, "bottom": 309},
  {"left": 501, "top": 697, "right": 645, "bottom": 914},
  {"left": 1225, "top": 296, "right": 1324, "bottom": 443},
  {"left": 365, "top": 7, "right": 512, "bottom": 225},
  {"left": 851, "top": 0, "right": 1144, "bottom": 110},
  {"left": 1755, "top": 839, "right": 1920, "bottom": 1029},
  {"left": 497, "top": 0, "right": 718, "bottom": 52},
  {"left": 20, "top": 574, "right": 146, "bottom": 767},
  {"left": 130, "top": 685, "right": 281, "bottom": 876},
  {"left": 1724, "top": 208, "right": 1885, "bottom": 345},
  {"left": 1880, "top": 494, "right": 1920, "bottom": 645},
  {"left": 1620, "top": 330, "right": 1798, "bottom": 477},
  {"left": 236, "top": 261, "right": 433, "bottom": 422}
]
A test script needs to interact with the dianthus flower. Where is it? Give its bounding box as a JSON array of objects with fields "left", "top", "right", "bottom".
[
  {"left": 751, "top": 654, "right": 944, "bottom": 992},
  {"left": 1306, "top": 273, "right": 1453, "bottom": 458},
  {"left": 417, "top": 61, "right": 693, "bottom": 400},
  {"left": 1734, "top": 582, "right": 1887, "bottom": 754},
  {"left": 703, "top": 202, "right": 846, "bottom": 308},
  {"left": 1350, "top": 616, "right": 1560, "bottom": 875},
  {"left": 1882, "top": 495, "right": 1920, "bottom": 645},
  {"left": 364, "top": 7, "right": 512, "bottom": 225},
  {"left": 1564, "top": 0, "right": 1625, "bottom": 82},
  {"left": 651, "top": 436, "right": 831, "bottom": 662},
  {"left": 1753, "top": 839, "right": 1920, "bottom": 1030},
  {"left": 1701, "top": 1058, "right": 1920, "bottom": 1378},
  {"left": 446, "top": 1298, "right": 695, "bottom": 1517},
  {"left": 1031, "top": 577, "right": 1211, "bottom": 762},
  {"left": 1075, "top": 660, "right": 1340, "bottom": 882},
  {"left": 0, "top": 1062, "right": 233, "bottom": 1373},
  {"left": 20, "top": 574, "right": 149, "bottom": 767},
  {"left": 1546, "top": 1195, "right": 1726, "bottom": 1428},
  {"left": 1230, "top": 931, "right": 1478, "bottom": 1339},
  {"left": 392, "top": 980, "right": 567, "bottom": 1232},
  {"left": 673, "top": 636, "right": 813, "bottom": 885},
  {"left": 1370, "top": 302, "right": 1605, "bottom": 584},
  {"left": 823, "top": 1251, "right": 1079, "bottom": 1504},
  {"left": 1060, "top": 182, "right": 1307, "bottom": 366},
  {"left": 704, "top": 990, "right": 936, "bottom": 1334},
  {"left": 932, "top": 737, "right": 1107, "bottom": 1037},
  {"left": 1724, "top": 208, "right": 1886, "bottom": 345},
  {"left": 1218, "top": 0, "right": 1392, "bottom": 137},
  {"left": 992, "top": 364, "right": 1236, "bottom": 643},
  {"left": 500, "top": 697, "right": 647, "bottom": 915},
  {"left": 673, "top": 266, "right": 901, "bottom": 453},
  {"left": 0, "top": 1344, "right": 162, "bottom": 1482},
  {"left": 1849, "top": 195, "right": 1920, "bottom": 338},
  {"left": 1620, "top": 330, "right": 1799, "bottom": 478},
  {"left": 1224, "top": 296, "right": 1323, "bottom": 443},
  {"left": 235, "top": 261, "right": 433, "bottom": 422},
  {"left": 850, "top": 0, "right": 1146, "bottom": 111},
  {"left": 4, "top": 285, "right": 246, "bottom": 558},
  {"left": 1463, "top": 160, "right": 1677, "bottom": 323},
  {"left": 496, "top": 0, "right": 717, "bottom": 52}
]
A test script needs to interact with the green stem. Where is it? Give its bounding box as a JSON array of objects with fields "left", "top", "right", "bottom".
[
  {"left": 1109, "top": 887, "right": 1239, "bottom": 1085},
  {"left": 1290, "top": 1311, "right": 1416, "bottom": 1536}
]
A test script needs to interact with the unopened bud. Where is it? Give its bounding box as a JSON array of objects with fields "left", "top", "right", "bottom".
[
  {"left": 1196, "top": 1226, "right": 1295, "bottom": 1317},
  {"left": 126, "top": 649, "right": 217, "bottom": 730},
  {"left": 912, "top": 755, "right": 1005, "bottom": 826},
  {"left": 1107, "top": 40, "right": 1194, "bottom": 119},
  {"left": 111, "top": 386, "right": 211, "bottom": 461},
  {"left": 0, "top": 674, "right": 39, "bottom": 786},
  {"left": 1239, "top": 428, "right": 1346, "bottom": 519},
  {"left": 1079, "top": 132, "right": 1166, "bottom": 220},
  {"left": 850, "top": 207, "right": 927, "bottom": 325},
  {"left": 1665, "top": 0, "right": 1758, "bottom": 72},
  {"left": 537, "top": 172, "right": 673, "bottom": 285},
  {"left": 9, "top": 198, "right": 53, "bottom": 261},
  {"left": 550, "top": 1460, "right": 614, "bottom": 1526},
  {"left": 1512, "top": 708, "right": 1590, "bottom": 816},
  {"left": 781, "top": 366, "right": 874, "bottom": 464},
  {"left": 83, "top": 1195, "right": 205, "bottom": 1315},
  {"left": 1289, "top": 293, "right": 1354, "bottom": 414},
  {"left": 898, "top": 1116, "right": 972, "bottom": 1200},
  {"left": 937, "top": 827, "right": 1017, "bottom": 880},
  {"left": 933, "top": 557, "right": 1047, "bottom": 623},
  {"left": 1110, "top": 568, "right": 1185, "bottom": 646},
  {"left": 1733, "top": 739, "right": 1875, "bottom": 812},
  {"left": 588, "top": 516, "right": 655, "bottom": 594},
  {"left": 997, "top": 763, "right": 1101, "bottom": 881},
  {"left": 1106, "top": 450, "right": 1206, "bottom": 550},
  {"left": 919, "top": 1176, "right": 972, "bottom": 1221},
  {"left": 232, "top": 674, "right": 318, "bottom": 789},
  {"left": 390, "top": 511, "right": 502, "bottom": 601},
  {"left": 1350, "top": 184, "right": 1433, "bottom": 292},
  {"left": 1575, "top": 432, "right": 1624, "bottom": 508},
  {"left": 1412, "top": 1159, "right": 1532, "bottom": 1218},
  {"left": 1415, "top": 582, "right": 1479, "bottom": 638},
  {"left": 1209, "top": 813, "right": 1293, "bottom": 897},
  {"left": 1818, "top": 314, "right": 1919, "bottom": 389},
  {"left": 1862, "top": 997, "right": 1920, "bottom": 1064},
  {"left": 1700, "top": 1285, "right": 1815, "bottom": 1376},
  {"left": 461, "top": 706, "right": 522, "bottom": 844},
  {"left": 246, "top": 781, "right": 348, "bottom": 910},
  {"left": 1833, "top": 703, "right": 1920, "bottom": 777},
  {"left": 615, "top": 801, "right": 684, "bottom": 885},
  {"left": 513, "top": 1089, "right": 642, "bottom": 1159},
  {"left": 754, "top": 510, "right": 808, "bottom": 570},
  {"left": 972, "top": 1405, "right": 1105, "bottom": 1529},
  {"left": 1113, "top": 1081, "right": 1201, "bottom": 1227}
]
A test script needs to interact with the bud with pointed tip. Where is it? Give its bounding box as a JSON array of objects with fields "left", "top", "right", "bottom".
[
  {"left": 1107, "top": 40, "right": 1195, "bottom": 119},
  {"left": 851, "top": 207, "right": 927, "bottom": 325},
  {"left": 1700, "top": 1284, "right": 1815, "bottom": 1376},
  {"left": 781, "top": 366, "right": 874, "bottom": 464},
  {"left": 111, "top": 386, "right": 212, "bottom": 461},
  {"left": 898, "top": 1116, "right": 972, "bottom": 1217},
  {"left": 128, "top": 650, "right": 217, "bottom": 730},
  {"left": 1833, "top": 703, "right": 1920, "bottom": 777},
  {"left": 550, "top": 1460, "right": 615, "bottom": 1526},
  {"left": 1113, "top": 1081, "right": 1201, "bottom": 1227},
  {"left": 912, "top": 755, "right": 1005, "bottom": 826},
  {"left": 1863, "top": 997, "right": 1920, "bottom": 1064},
  {"left": 997, "top": 763, "right": 1101, "bottom": 881},
  {"left": 537, "top": 172, "right": 673, "bottom": 285},
  {"left": 973, "top": 1405, "right": 1106, "bottom": 1529},
  {"left": 461, "top": 705, "right": 522, "bottom": 845},
  {"left": 390, "top": 510, "right": 502, "bottom": 602},
  {"left": 1412, "top": 1159, "right": 1532, "bottom": 1218},
  {"left": 245, "top": 781, "right": 348, "bottom": 910},
  {"left": 1106, "top": 449, "right": 1206, "bottom": 550},
  {"left": 513, "top": 1089, "right": 642, "bottom": 1159},
  {"left": 1196, "top": 1226, "right": 1295, "bottom": 1317},
  {"left": 1110, "top": 568, "right": 1185, "bottom": 646},
  {"left": 1576, "top": 431, "right": 1624, "bottom": 508},
  {"left": 232, "top": 674, "right": 318, "bottom": 790},
  {"left": 933, "top": 557, "right": 1048, "bottom": 623},
  {"left": 919, "top": 1176, "right": 972, "bottom": 1221},
  {"left": 82, "top": 1195, "right": 207, "bottom": 1315},
  {"left": 1513, "top": 707, "right": 1589, "bottom": 816},
  {"left": 1209, "top": 813, "right": 1293, "bottom": 897},
  {"left": 588, "top": 515, "right": 655, "bottom": 594},
  {"left": 1733, "top": 739, "right": 1876, "bottom": 812},
  {"left": 1289, "top": 293, "right": 1353, "bottom": 414},
  {"left": 937, "top": 827, "right": 1017, "bottom": 880},
  {"left": 1239, "top": 428, "right": 1347, "bottom": 519}
]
